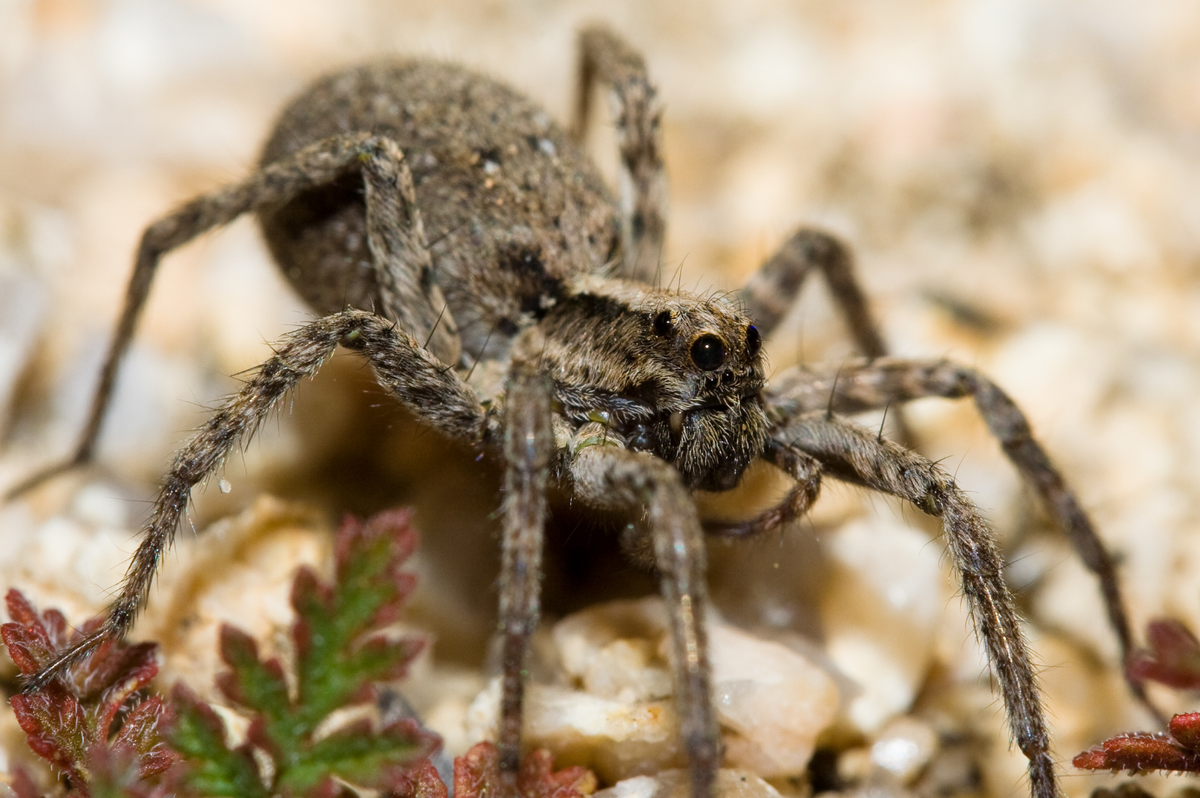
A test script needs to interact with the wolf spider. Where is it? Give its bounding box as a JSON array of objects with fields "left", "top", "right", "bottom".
[{"left": 13, "top": 25, "right": 1154, "bottom": 798}]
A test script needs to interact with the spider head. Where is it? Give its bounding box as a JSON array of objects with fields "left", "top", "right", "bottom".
[{"left": 542, "top": 280, "right": 769, "bottom": 492}]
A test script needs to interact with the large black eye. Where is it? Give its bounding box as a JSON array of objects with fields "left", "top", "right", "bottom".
[
  {"left": 746, "top": 325, "right": 761, "bottom": 357},
  {"left": 653, "top": 310, "right": 674, "bottom": 336},
  {"left": 690, "top": 334, "right": 727, "bottom": 371}
]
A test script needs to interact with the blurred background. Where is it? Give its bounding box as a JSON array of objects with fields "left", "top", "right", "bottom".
[{"left": 4, "top": 1, "right": 1200, "bottom": 796}]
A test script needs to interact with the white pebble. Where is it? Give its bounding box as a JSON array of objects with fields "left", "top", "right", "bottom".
[
  {"left": 468, "top": 597, "right": 838, "bottom": 782},
  {"left": 820, "top": 518, "right": 951, "bottom": 733}
]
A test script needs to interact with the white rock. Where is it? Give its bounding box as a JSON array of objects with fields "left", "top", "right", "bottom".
[
  {"left": 869, "top": 717, "right": 938, "bottom": 785},
  {"left": 820, "top": 518, "right": 951, "bottom": 734},
  {"left": 594, "top": 769, "right": 782, "bottom": 798},
  {"left": 468, "top": 597, "right": 838, "bottom": 783}
]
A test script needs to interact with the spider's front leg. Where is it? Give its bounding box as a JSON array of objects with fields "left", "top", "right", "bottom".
[
  {"left": 7, "top": 131, "right": 459, "bottom": 499},
  {"left": 24, "top": 309, "right": 484, "bottom": 691},
  {"left": 767, "top": 356, "right": 1160, "bottom": 721},
  {"left": 782, "top": 411, "right": 1060, "bottom": 798},
  {"left": 568, "top": 428, "right": 718, "bottom": 798},
  {"left": 494, "top": 333, "right": 554, "bottom": 792}
]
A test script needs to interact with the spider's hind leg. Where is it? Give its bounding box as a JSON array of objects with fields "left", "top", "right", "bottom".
[
  {"left": 740, "top": 229, "right": 914, "bottom": 444},
  {"left": 7, "top": 132, "right": 459, "bottom": 500},
  {"left": 572, "top": 25, "right": 667, "bottom": 286},
  {"left": 767, "top": 356, "right": 1163, "bottom": 723}
]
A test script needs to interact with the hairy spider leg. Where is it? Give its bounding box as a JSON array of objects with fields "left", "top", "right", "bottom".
[
  {"left": 22, "top": 310, "right": 483, "bottom": 691},
  {"left": 740, "top": 228, "right": 915, "bottom": 444},
  {"left": 766, "top": 356, "right": 1161, "bottom": 723},
  {"left": 775, "top": 411, "right": 1059, "bottom": 798},
  {"left": 496, "top": 329, "right": 554, "bottom": 791},
  {"left": 572, "top": 26, "right": 667, "bottom": 287},
  {"left": 6, "top": 132, "right": 460, "bottom": 500},
  {"left": 568, "top": 427, "right": 719, "bottom": 798}
]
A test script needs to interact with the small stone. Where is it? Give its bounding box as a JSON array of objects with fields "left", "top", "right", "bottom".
[
  {"left": 820, "top": 518, "right": 951, "bottom": 734},
  {"left": 594, "top": 769, "right": 783, "bottom": 798},
  {"left": 468, "top": 597, "right": 838, "bottom": 783},
  {"left": 837, "top": 747, "right": 872, "bottom": 785},
  {"left": 137, "top": 495, "right": 332, "bottom": 696},
  {"left": 869, "top": 717, "right": 937, "bottom": 785}
]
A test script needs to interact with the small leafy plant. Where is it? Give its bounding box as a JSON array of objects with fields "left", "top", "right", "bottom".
[
  {"left": 1075, "top": 619, "right": 1200, "bottom": 774},
  {"left": 3, "top": 510, "right": 434, "bottom": 797},
  {"left": 447, "top": 742, "right": 597, "bottom": 798},
  {"left": 2, "top": 589, "right": 176, "bottom": 795},
  {"left": 166, "top": 507, "right": 439, "bottom": 798},
  {"left": 5, "top": 509, "right": 600, "bottom": 798}
]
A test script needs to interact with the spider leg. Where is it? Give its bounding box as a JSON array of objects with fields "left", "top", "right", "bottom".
[
  {"left": 7, "top": 132, "right": 460, "bottom": 500},
  {"left": 22, "top": 309, "right": 484, "bottom": 692},
  {"left": 572, "top": 26, "right": 667, "bottom": 286},
  {"left": 704, "top": 441, "right": 822, "bottom": 539},
  {"left": 741, "top": 229, "right": 913, "bottom": 444},
  {"left": 741, "top": 230, "right": 885, "bottom": 354},
  {"left": 784, "top": 411, "right": 1058, "bottom": 798},
  {"left": 766, "top": 356, "right": 1161, "bottom": 722},
  {"left": 495, "top": 333, "right": 554, "bottom": 792},
  {"left": 569, "top": 431, "right": 717, "bottom": 798}
]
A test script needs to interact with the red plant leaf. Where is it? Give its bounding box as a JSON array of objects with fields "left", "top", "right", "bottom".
[
  {"left": 1126, "top": 619, "right": 1200, "bottom": 690},
  {"left": 2, "top": 622, "right": 49, "bottom": 677},
  {"left": 115, "top": 696, "right": 178, "bottom": 777},
  {"left": 1074, "top": 729, "right": 1200, "bottom": 773},
  {"left": 87, "top": 740, "right": 182, "bottom": 798},
  {"left": 384, "top": 759, "right": 449, "bottom": 798},
  {"left": 3, "top": 590, "right": 170, "bottom": 793},
  {"left": 452, "top": 743, "right": 596, "bottom": 798},
  {"left": 1167, "top": 712, "right": 1200, "bottom": 752},
  {"left": 517, "top": 749, "right": 598, "bottom": 798},
  {"left": 11, "top": 688, "right": 89, "bottom": 779}
]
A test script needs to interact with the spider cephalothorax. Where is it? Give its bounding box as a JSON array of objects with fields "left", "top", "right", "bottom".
[
  {"left": 12, "top": 25, "right": 1157, "bottom": 798},
  {"left": 538, "top": 279, "right": 768, "bottom": 491}
]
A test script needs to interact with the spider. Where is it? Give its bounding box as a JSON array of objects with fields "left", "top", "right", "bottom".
[{"left": 12, "top": 26, "right": 1152, "bottom": 798}]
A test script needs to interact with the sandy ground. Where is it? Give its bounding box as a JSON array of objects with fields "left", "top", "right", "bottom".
[{"left": 4, "top": 1, "right": 1200, "bottom": 797}]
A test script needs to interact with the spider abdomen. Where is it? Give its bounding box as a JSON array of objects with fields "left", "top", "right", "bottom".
[{"left": 258, "top": 60, "right": 621, "bottom": 361}]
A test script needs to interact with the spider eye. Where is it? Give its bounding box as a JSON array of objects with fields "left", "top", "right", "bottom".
[
  {"left": 746, "top": 325, "right": 761, "bottom": 358},
  {"left": 690, "top": 334, "right": 726, "bottom": 371},
  {"left": 653, "top": 310, "right": 674, "bottom": 336}
]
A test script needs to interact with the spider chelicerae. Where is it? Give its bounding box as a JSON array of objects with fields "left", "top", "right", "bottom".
[{"left": 11, "top": 25, "right": 1154, "bottom": 798}]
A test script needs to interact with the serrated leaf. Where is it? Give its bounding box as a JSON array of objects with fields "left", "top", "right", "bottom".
[
  {"left": 170, "top": 684, "right": 268, "bottom": 798},
  {"left": 383, "top": 759, "right": 449, "bottom": 798},
  {"left": 175, "top": 509, "right": 435, "bottom": 797},
  {"left": 86, "top": 743, "right": 179, "bottom": 798},
  {"left": 288, "top": 512, "right": 423, "bottom": 729},
  {"left": 4, "top": 591, "right": 176, "bottom": 796},
  {"left": 278, "top": 717, "right": 437, "bottom": 794},
  {"left": 115, "top": 697, "right": 176, "bottom": 778},
  {"left": 451, "top": 743, "right": 597, "bottom": 798},
  {"left": 215, "top": 625, "right": 292, "bottom": 736},
  {"left": 11, "top": 688, "right": 89, "bottom": 778}
]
